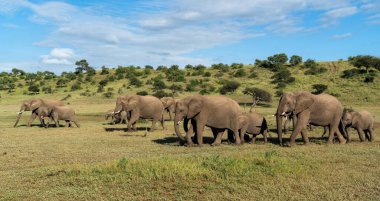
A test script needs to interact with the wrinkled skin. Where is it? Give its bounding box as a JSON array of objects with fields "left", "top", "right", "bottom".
[
  {"left": 14, "top": 98, "right": 64, "bottom": 127},
  {"left": 105, "top": 109, "right": 129, "bottom": 125},
  {"left": 276, "top": 92, "right": 346, "bottom": 146},
  {"left": 119, "top": 95, "right": 165, "bottom": 132},
  {"left": 174, "top": 95, "right": 242, "bottom": 146},
  {"left": 39, "top": 106, "right": 80, "bottom": 128},
  {"left": 342, "top": 110, "right": 374, "bottom": 142},
  {"left": 283, "top": 113, "right": 328, "bottom": 137},
  {"left": 160, "top": 97, "right": 176, "bottom": 120},
  {"left": 228, "top": 112, "right": 269, "bottom": 144}
]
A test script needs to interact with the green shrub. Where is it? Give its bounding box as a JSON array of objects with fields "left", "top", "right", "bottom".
[
  {"left": 136, "top": 91, "right": 148, "bottom": 96},
  {"left": 312, "top": 84, "right": 328, "bottom": 94},
  {"left": 203, "top": 72, "right": 211, "bottom": 77},
  {"left": 234, "top": 69, "right": 246, "bottom": 77},
  {"left": 70, "top": 82, "right": 82, "bottom": 91},
  {"left": 289, "top": 55, "right": 302, "bottom": 66},
  {"left": 243, "top": 87, "right": 272, "bottom": 102},
  {"left": 129, "top": 76, "right": 143, "bottom": 87},
  {"left": 103, "top": 91, "right": 114, "bottom": 98},
  {"left": 219, "top": 80, "right": 240, "bottom": 94},
  {"left": 152, "top": 90, "right": 172, "bottom": 98}
]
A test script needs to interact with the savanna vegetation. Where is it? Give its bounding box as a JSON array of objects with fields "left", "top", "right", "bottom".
[{"left": 0, "top": 54, "right": 379, "bottom": 200}]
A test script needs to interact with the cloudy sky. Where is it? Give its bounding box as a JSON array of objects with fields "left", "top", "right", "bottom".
[{"left": 0, "top": 0, "right": 379, "bottom": 72}]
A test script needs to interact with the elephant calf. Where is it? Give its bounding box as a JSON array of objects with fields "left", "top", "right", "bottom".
[
  {"left": 39, "top": 106, "right": 80, "bottom": 128},
  {"left": 105, "top": 110, "right": 128, "bottom": 125},
  {"left": 227, "top": 112, "right": 268, "bottom": 144},
  {"left": 342, "top": 110, "right": 374, "bottom": 142}
]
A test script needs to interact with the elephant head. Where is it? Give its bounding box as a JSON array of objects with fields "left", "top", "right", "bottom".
[
  {"left": 37, "top": 106, "right": 51, "bottom": 119},
  {"left": 14, "top": 98, "right": 43, "bottom": 127},
  {"left": 342, "top": 111, "right": 353, "bottom": 127},
  {"left": 174, "top": 96, "right": 203, "bottom": 142},
  {"left": 276, "top": 92, "right": 314, "bottom": 145},
  {"left": 114, "top": 95, "right": 129, "bottom": 114},
  {"left": 160, "top": 97, "right": 175, "bottom": 109},
  {"left": 121, "top": 97, "right": 139, "bottom": 113}
]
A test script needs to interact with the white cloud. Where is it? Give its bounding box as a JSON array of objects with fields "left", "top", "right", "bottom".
[
  {"left": 0, "top": 0, "right": 371, "bottom": 70},
  {"left": 332, "top": 33, "right": 352, "bottom": 39},
  {"left": 41, "top": 48, "right": 75, "bottom": 65}
]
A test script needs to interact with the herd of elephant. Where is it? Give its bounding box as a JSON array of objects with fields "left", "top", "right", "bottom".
[{"left": 13, "top": 91, "right": 375, "bottom": 147}]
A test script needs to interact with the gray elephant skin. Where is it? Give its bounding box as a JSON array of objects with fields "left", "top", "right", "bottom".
[
  {"left": 276, "top": 92, "right": 346, "bottom": 146},
  {"left": 38, "top": 106, "right": 80, "bottom": 128},
  {"left": 114, "top": 95, "right": 165, "bottom": 132},
  {"left": 105, "top": 109, "right": 128, "bottom": 125},
  {"left": 342, "top": 110, "right": 374, "bottom": 142},
  {"left": 231, "top": 112, "right": 269, "bottom": 144},
  {"left": 174, "top": 95, "right": 242, "bottom": 146},
  {"left": 14, "top": 98, "right": 64, "bottom": 127},
  {"left": 160, "top": 97, "right": 176, "bottom": 120}
]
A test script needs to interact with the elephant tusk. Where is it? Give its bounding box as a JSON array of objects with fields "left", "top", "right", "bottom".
[
  {"left": 17, "top": 111, "right": 23, "bottom": 115},
  {"left": 281, "top": 112, "right": 286, "bottom": 116},
  {"left": 177, "top": 121, "right": 182, "bottom": 125}
]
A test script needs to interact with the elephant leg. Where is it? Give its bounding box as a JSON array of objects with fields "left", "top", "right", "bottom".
[
  {"left": 300, "top": 128, "right": 310, "bottom": 145},
  {"left": 65, "top": 120, "right": 70, "bottom": 127},
  {"left": 262, "top": 131, "right": 268, "bottom": 144},
  {"left": 195, "top": 122, "right": 206, "bottom": 146},
  {"left": 169, "top": 111, "right": 173, "bottom": 121},
  {"left": 149, "top": 118, "right": 158, "bottom": 132},
  {"left": 227, "top": 129, "right": 235, "bottom": 144},
  {"left": 368, "top": 129, "right": 374, "bottom": 142},
  {"left": 250, "top": 134, "right": 257, "bottom": 144},
  {"left": 357, "top": 129, "right": 365, "bottom": 142},
  {"left": 127, "top": 112, "right": 139, "bottom": 131},
  {"left": 186, "top": 123, "right": 195, "bottom": 146},
  {"left": 364, "top": 130, "right": 370, "bottom": 141},
  {"left": 211, "top": 129, "right": 225, "bottom": 146},
  {"left": 54, "top": 117, "right": 59, "bottom": 128},
  {"left": 160, "top": 115, "right": 166, "bottom": 130},
  {"left": 289, "top": 114, "right": 308, "bottom": 146},
  {"left": 28, "top": 113, "right": 38, "bottom": 127}
]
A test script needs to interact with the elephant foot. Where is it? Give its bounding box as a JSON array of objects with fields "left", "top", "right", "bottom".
[
  {"left": 211, "top": 142, "right": 221, "bottom": 146},
  {"left": 287, "top": 142, "right": 296, "bottom": 147},
  {"left": 303, "top": 142, "right": 310, "bottom": 146},
  {"left": 339, "top": 139, "right": 346, "bottom": 145}
]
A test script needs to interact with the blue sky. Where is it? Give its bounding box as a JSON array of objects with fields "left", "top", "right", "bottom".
[{"left": 0, "top": 0, "right": 379, "bottom": 73}]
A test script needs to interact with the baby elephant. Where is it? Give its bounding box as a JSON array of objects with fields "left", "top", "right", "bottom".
[
  {"left": 228, "top": 112, "right": 269, "bottom": 144},
  {"left": 105, "top": 109, "right": 128, "bottom": 125},
  {"left": 39, "top": 106, "right": 80, "bottom": 128},
  {"left": 342, "top": 110, "right": 374, "bottom": 142}
]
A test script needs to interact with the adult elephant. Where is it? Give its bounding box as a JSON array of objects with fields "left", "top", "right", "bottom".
[
  {"left": 14, "top": 98, "right": 64, "bottom": 127},
  {"left": 174, "top": 95, "right": 242, "bottom": 146},
  {"left": 276, "top": 92, "right": 346, "bottom": 146},
  {"left": 115, "top": 95, "right": 165, "bottom": 132},
  {"left": 160, "top": 97, "right": 176, "bottom": 120}
]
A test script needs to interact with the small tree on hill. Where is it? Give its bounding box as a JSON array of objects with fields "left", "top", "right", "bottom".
[
  {"left": 219, "top": 80, "right": 240, "bottom": 94},
  {"left": 312, "top": 84, "right": 328, "bottom": 94},
  {"left": 290, "top": 55, "right": 302, "bottom": 66},
  {"left": 348, "top": 55, "right": 380, "bottom": 74}
]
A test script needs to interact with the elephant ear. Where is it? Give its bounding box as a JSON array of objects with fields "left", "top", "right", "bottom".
[
  {"left": 30, "top": 99, "right": 42, "bottom": 111},
  {"left": 128, "top": 100, "right": 138, "bottom": 110},
  {"left": 294, "top": 92, "right": 314, "bottom": 114},
  {"left": 187, "top": 98, "right": 203, "bottom": 118}
]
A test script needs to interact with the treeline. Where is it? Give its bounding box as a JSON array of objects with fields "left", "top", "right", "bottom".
[{"left": 0, "top": 54, "right": 379, "bottom": 100}]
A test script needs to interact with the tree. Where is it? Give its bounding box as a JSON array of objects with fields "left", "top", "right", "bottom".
[
  {"left": 234, "top": 69, "right": 246, "bottom": 77},
  {"left": 28, "top": 84, "right": 40, "bottom": 94},
  {"left": 75, "top": 59, "right": 89, "bottom": 74},
  {"left": 243, "top": 87, "right": 272, "bottom": 102},
  {"left": 312, "top": 84, "right": 328, "bottom": 94},
  {"left": 219, "top": 80, "right": 240, "bottom": 94},
  {"left": 290, "top": 55, "right": 302, "bottom": 66},
  {"left": 303, "top": 59, "right": 318, "bottom": 69},
  {"left": 11, "top": 68, "right": 25, "bottom": 76},
  {"left": 145, "top": 65, "right": 154, "bottom": 70},
  {"left": 100, "top": 66, "right": 110, "bottom": 75},
  {"left": 268, "top": 53, "right": 288, "bottom": 65},
  {"left": 56, "top": 78, "right": 68, "bottom": 87},
  {"left": 348, "top": 55, "right": 380, "bottom": 74}
]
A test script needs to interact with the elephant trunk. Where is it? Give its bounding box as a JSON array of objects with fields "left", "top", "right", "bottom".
[
  {"left": 183, "top": 118, "right": 189, "bottom": 133},
  {"left": 14, "top": 112, "right": 23, "bottom": 128},
  {"left": 174, "top": 115, "right": 185, "bottom": 142},
  {"left": 276, "top": 113, "right": 283, "bottom": 145}
]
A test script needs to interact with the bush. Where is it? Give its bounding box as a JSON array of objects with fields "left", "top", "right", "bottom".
[
  {"left": 153, "top": 79, "right": 166, "bottom": 90},
  {"left": 103, "top": 91, "right": 114, "bottom": 98},
  {"left": 80, "top": 89, "right": 94, "bottom": 97},
  {"left": 129, "top": 76, "right": 143, "bottom": 87},
  {"left": 42, "top": 86, "right": 53, "bottom": 94},
  {"left": 211, "top": 63, "right": 230, "bottom": 72},
  {"left": 364, "top": 76, "right": 375, "bottom": 83},
  {"left": 152, "top": 90, "right": 172, "bottom": 98},
  {"left": 348, "top": 55, "right": 380, "bottom": 73},
  {"left": 169, "top": 84, "right": 183, "bottom": 92},
  {"left": 305, "top": 66, "right": 327, "bottom": 75},
  {"left": 100, "top": 66, "right": 110, "bottom": 75},
  {"left": 303, "top": 59, "right": 318, "bottom": 69},
  {"left": 312, "top": 84, "right": 328, "bottom": 94},
  {"left": 219, "top": 80, "right": 240, "bottom": 94},
  {"left": 70, "top": 82, "right": 82, "bottom": 91},
  {"left": 243, "top": 87, "right": 272, "bottom": 102},
  {"left": 268, "top": 53, "right": 288, "bottom": 66},
  {"left": 234, "top": 69, "right": 247, "bottom": 77},
  {"left": 290, "top": 55, "right": 302, "bottom": 66},
  {"left": 248, "top": 71, "right": 258, "bottom": 78},
  {"left": 136, "top": 91, "right": 149, "bottom": 96},
  {"left": 203, "top": 72, "right": 211, "bottom": 77},
  {"left": 28, "top": 84, "right": 40, "bottom": 94},
  {"left": 199, "top": 89, "right": 210, "bottom": 95},
  {"left": 231, "top": 63, "right": 244, "bottom": 69},
  {"left": 341, "top": 69, "right": 362, "bottom": 78}
]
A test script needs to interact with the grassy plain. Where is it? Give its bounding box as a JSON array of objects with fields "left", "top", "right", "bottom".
[{"left": 0, "top": 62, "right": 380, "bottom": 200}]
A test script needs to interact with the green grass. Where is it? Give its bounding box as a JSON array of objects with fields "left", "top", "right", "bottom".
[{"left": 0, "top": 62, "right": 380, "bottom": 200}]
